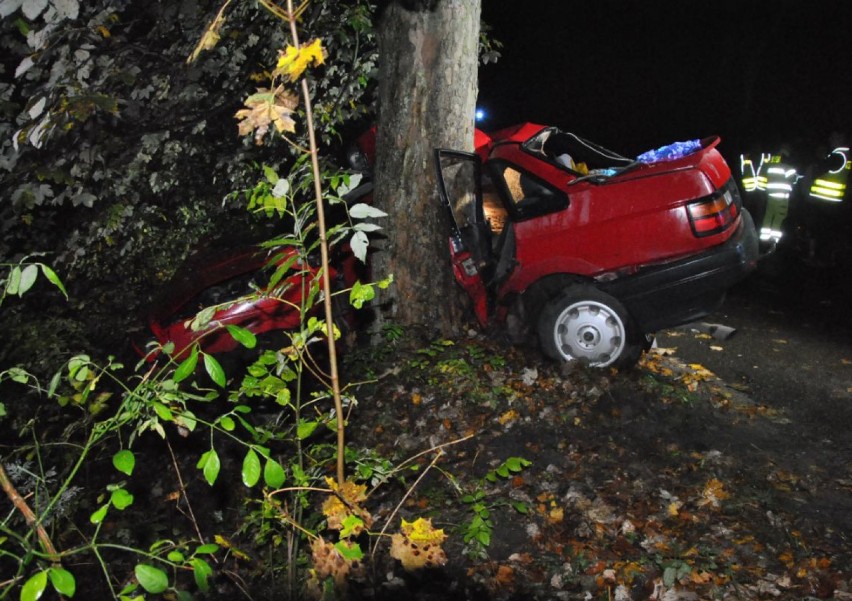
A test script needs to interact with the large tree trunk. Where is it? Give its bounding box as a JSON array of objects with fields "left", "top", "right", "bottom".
[{"left": 372, "top": 0, "right": 481, "bottom": 337}]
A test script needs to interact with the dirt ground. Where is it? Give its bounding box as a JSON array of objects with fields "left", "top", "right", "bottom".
[{"left": 338, "top": 257, "right": 852, "bottom": 601}]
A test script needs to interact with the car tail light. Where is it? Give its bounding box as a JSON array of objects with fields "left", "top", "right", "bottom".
[{"left": 687, "top": 184, "right": 739, "bottom": 237}]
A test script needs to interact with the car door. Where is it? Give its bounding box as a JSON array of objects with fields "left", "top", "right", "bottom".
[{"left": 434, "top": 149, "right": 493, "bottom": 326}]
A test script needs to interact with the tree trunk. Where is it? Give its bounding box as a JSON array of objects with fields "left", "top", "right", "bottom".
[{"left": 372, "top": 0, "right": 481, "bottom": 337}]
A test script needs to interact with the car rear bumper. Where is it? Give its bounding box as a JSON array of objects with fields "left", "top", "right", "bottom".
[{"left": 600, "top": 210, "right": 759, "bottom": 332}]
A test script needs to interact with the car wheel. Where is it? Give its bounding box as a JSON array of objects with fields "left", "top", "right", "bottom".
[{"left": 537, "top": 285, "right": 643, "bottom": 369}]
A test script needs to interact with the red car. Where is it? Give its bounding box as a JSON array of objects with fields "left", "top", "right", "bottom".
[
  {"left": 144, "top": 123, "right": 757, "bottom": 369},
  {"left": 435, "top": 123, "right": 758, "bottom": 368},
  {"left": 140, "top": 240, "right": 362, "bottom": 359}
]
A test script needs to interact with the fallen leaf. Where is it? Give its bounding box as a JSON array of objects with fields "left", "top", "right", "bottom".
[
  {"left": 495, "top": 564, "right": 515, "bottom": 585},
  {"left": 498, "top": 409, "right": 518, "bottom": 425}
]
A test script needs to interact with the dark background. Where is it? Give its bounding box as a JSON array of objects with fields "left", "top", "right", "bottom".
[{"left": 479, "top": 1, "right": 852, "bottom": 160}]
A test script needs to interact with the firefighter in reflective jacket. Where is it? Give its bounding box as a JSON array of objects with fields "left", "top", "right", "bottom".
[
  {"left": 739, "top": 152, "right": 771, "bottom": 232},
  {"left": 809, "top": 146, "right": 849, "bottom": 203},
  {"left": 740, "top": 152, "right": 771, "bottom": 193},
  {"left": 759, "top": 152, "right": 798, "bottom": 244}
]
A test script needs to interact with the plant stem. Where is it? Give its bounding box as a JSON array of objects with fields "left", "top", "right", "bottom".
[
  {"left": 0, "top": 462, "right": 59, "bottom": 563},
  {"left": 286, "top": 0, "right": 346, "bottom": 487}
]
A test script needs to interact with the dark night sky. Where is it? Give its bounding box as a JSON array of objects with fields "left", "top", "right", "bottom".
[{"left": 478, "top": 1, "right": 852, "bottom": 159}]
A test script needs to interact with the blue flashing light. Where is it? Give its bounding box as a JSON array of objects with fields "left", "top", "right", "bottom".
[{"left": 475, "top": 108, "right": 486, "bottom": 122}]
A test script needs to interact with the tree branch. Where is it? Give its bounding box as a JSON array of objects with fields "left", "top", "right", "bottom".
[{"left": 0, "top": 462, "right": 60, "bottom": 563}]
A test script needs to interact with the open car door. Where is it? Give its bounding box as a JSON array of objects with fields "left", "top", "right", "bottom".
[{"left": 434, "top": 149, "right": 492, "bottom": 327}]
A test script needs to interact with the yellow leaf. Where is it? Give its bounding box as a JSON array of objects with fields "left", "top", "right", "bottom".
[
  {"left": 390, "top": 518, "right": 447, "bottom": 571},
  {"left": 401, "top": 517, "right": 446, "bottom": 546},
  {"left": 187, "top": 15, "right": 225, "bottom": 64},
  {"left": 698, "top": 478, "right": 729, "bottom": 508},
  {"left": 548, "top": 506, "right": 564, "bottom": 523},
  {"left": 498, "top": 409, "right": 518, "bottom": 425},
  {"left": 275, "top": 39, "right": 326, "bottom": 81},
  {"left": 96, "top": 25, "right": 111, "bottom": 38},
  {"left": 321, "top": 478, "right": 372, "bottom": 533}
]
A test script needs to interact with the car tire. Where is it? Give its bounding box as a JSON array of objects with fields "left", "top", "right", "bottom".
[{"left": 537, "top": 285, "right": 643, "bottom": 369}]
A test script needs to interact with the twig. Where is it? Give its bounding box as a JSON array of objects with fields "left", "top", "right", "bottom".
[
  {"left": 368, "top": 433, "right": 475, "bottom": 498},
  {"left": 164, "top": 438, "right": 206, "bottom": 547},
  {"left": 370, "top": 450, "right": 444, "bottom": 562},
  {"left": 0, "top": 462, "right": 60, "bottom": 563}
]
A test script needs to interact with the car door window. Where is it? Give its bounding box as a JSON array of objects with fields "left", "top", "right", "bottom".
[{"left": 490, "top": 161, "right": 568, "bottom": 221}]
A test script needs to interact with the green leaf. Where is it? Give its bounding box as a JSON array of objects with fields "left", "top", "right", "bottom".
[
  {"left": 20, "top": 570, "right": 48, "bottom": 601},
  {"left": 134, "top": 564, "right": 169, "bottom": 594},
  {"left": 194, "top": 543, "right": 219, "bottom": 555},
  {"left": 48, "top": 567, "right": 76, "bottom": 597},
  {"left": 6, "top": 266, "right": 21, "bottom": 295},
  {"left": 339, "top": 515, "right": 364, "bottom": 538},
  {"left": 475, "top": 529, "right": 491, "bottom": 546},
  {"left": 505, "top": 456, "right": 531, "bottom": 472},
  {"left": 203, "top": 353, "right": 226, "bottom": 387},
  {"left": 349, "top": 280, "right": 375, "bottom": 309},
  {"left": 190, "top": 557, "right": 213, "bottom": 592},
  {"left": 173, "top": 347, "right": 198, "bottom": 383},
  {"left": 218, "top": 415, "right": 235, "bottom": 431},
  {"left": 226, "top": 325, "right": 257, "bottom": 349},
  {"left": 296, "top": 420, "right": 318, "bottom": 440},
  {"left": 47, "top": 370, "right": 61, "bottom": 397},
  {"left": 167, "top": 550, "right": 185, "bottom": 563},
  {"left": 40, "top": 264, "right": 67, "bottom": 298},
  {"left": 17, "top": 264, "right": 38, "bottom": 296},
  {"left": 189, "top": 306, "right": 216, "bottom": 331},
  {"left": 242, "top": 448, "right": 261, "bottom": 487},
  {"left": 90, "top": 504, "right": 109, "bottom": 524},
  {"left": 197, "top": 449, "right": 221, "bottom": 486},
  {"left": 262, "top": 164, "right": 279, "bottom": 184},
  {"left": 151, "top": 401, "right": 173, "bottom": 422},
  {"left": 110, "top": 488, "right": 135, "bottom": 510},
  {"left": 6, "top": 367, "right": 28, "bottom": 383},
  {"left": 175, "top": 410, "right": 197, "bottom": 433},
  {"left": 112, "top": 450, "right": 135, "bottom": 476},
  {"left": 67, "top": 355, "right": 89, "bottom": 380},
  {"left": 263, "top": 457, "right": 286, "bottom": 488},
  {"left": 334, "top": 540, "right": 364, "bottom": 561}
]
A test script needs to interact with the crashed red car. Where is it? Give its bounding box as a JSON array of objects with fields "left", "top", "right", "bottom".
[
  {"left": 143, "top": 123, "right": 758, "bottom": 369},
  {"left": 139, "top": 240, "right": 362, "bottom": 358},
  {"left": 435, "top": 123, "right": 758, "bottom": 368}
]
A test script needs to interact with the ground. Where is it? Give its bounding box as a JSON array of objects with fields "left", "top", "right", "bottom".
[
  {"left": 333, "top": 257, "right": 852, "bottom": 601},
  {"left": 5, "top": 250, "right": 850, "bottom": 601}
]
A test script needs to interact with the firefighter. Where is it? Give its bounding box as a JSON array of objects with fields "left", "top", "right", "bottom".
[
  {"left": 802, "top": 137, "right": 850, "bottom": 265},
  {"left": 739, "top": 150, "right": 771, "bottom": 231},
  {"left": 809, "top": 145, "right": 849, "bottom": 204},
  {"left": 758, "top": 149, "right": 798, "bottom": 245}
]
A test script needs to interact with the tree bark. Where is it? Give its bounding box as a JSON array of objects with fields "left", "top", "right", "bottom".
[{"left": 372, "top": 0, "right": 481, "bottom": 337}]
